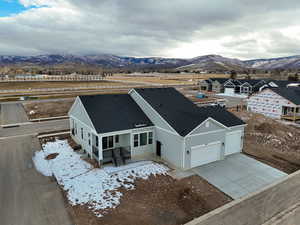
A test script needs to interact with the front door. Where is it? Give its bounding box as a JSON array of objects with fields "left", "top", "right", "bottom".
[{"left": 156, "top": 141, "right": 161, "bottom": 157}]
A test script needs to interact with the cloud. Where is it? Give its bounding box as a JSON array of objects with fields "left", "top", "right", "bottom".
[{"left": 0, "top": 0, "right": 299, "bottom": 59}]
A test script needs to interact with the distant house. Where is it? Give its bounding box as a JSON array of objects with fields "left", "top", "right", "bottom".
[
  {"left": 259, "top": 80, "right": 300, "bottom": 91},
  {"left": 199, "top": 78, "right": 228, "bottom": 93},
  {"left": 69, "top": 87, "right": 246, "bottom": 170},
  {"left": 247, "top": 87, "right": 300, "bottom": 121}
]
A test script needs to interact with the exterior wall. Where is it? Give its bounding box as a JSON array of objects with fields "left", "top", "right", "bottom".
[
  {"left": 68, "top": 97, "right": 95, "bottom": 129},
  {"left": 184, "top": 124, "right": 245, "bottom": 169},
  {"left": 129, "top": 90, "right": 177, "bottom": 133},
  {"left": 211, "top": 81, "right": 223, "bottom": 93},
  {"left": 70, "top": 117, "right": 95, "bottom": 157},
  {"left": 131, "top": 127, "right": 155, "bottom": 157},
  {"left": 155, "top": 127, "right": 184, "bottom": 169},
  {"left": 189, "top": 119, "right": 226, "bottom": 135},
  {"left": 199, "top": 81, "right": 211, "bottom": 91},
  {"left": 247, "top": 89, "right": 296, "bottom": 119}
]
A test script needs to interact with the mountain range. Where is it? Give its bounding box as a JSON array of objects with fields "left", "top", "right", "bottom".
[{"left": 1, "top": 54, "right": 300, "bottom": 71}]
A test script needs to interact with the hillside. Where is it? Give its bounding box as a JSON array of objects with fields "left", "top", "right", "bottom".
[{"left": 1, "top": 54, "right": 300, "bottom": 71}]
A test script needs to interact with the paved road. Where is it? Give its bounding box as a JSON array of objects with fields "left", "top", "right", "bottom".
[
  {"left": 0, "top": 135, "right": 72, "bottom": 225},
  {"left": 0, "top": 103, "right": 29, "bottom": 125},
  {"left": 0, "top": 119, "right": 69, "bottom": 138}
]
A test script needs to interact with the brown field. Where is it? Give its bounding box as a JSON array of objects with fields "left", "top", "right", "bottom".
[
  {"left": 106, "top": 73, "right": 230, "bottom": 85},
  {"left": 0, "top": 80, "right": 129, "bottom": 90}
]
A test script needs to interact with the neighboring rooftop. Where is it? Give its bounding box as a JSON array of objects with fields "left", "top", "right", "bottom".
[
  {"left": 134, "top": 87, "right": 245, "bottom": 136},
  {"left": 79, "top": 94, "right": 153, "bottom": 134},
  {"left": 271, "top": 87, "right": 300, "bottom": 105},
  {"left": 209, "top": 78, "right": 229, "bottom": 84}
]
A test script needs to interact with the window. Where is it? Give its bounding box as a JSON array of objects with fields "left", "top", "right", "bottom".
[
  {"left": 115, "top": 135, "right": 119, "bottom": 143},
  {"left": 134, "top": 134, "right": 139, "bottom": 147},
  {"left": 102, "top": 136, "right": 114, "bottom": 150},
  {"left": 140, "top": 133, "right": 147, "bottom": 146},
  {"left": 95, "top": 136, "right": 99, "bottom": 147},
  {"left": 108, "top": 136, "right": 113, "bottom": 148},
  {"left": 102, "top": 137, "right": 108, "bottom": 149},
  {"left": 81, "top": 128, "right": 83, "bottom": 139},
  {"left": 148, "top": 132, "right": 153, "bottom": 144},
  {"left": 88, "top": 133, "right": 91, "bottom": 146}
]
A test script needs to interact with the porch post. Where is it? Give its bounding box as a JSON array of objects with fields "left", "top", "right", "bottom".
[{"left": 98, "top": 135, "right": 103, "bottom": 166}]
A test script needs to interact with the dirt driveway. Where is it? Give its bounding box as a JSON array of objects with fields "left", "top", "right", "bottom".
[{"left": 0, "top": 135, "right": 72, "bottom": 225}]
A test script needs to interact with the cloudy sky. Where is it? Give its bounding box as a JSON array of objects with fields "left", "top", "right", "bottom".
[{"left": 0, "top": 0, "right": 300, "bottom": 59}]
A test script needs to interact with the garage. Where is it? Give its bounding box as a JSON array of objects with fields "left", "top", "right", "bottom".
[
  {"left": 190, "top": 142, "right": 222, "bottom": 167},
  {"left": 224, "top": 88, "right": 235, "bottom": 95},
  {"left": 225, "top": 131, "right": 242, "bottom": 156}
]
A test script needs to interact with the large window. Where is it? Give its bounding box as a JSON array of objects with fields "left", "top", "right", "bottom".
[
  {"left": 115, "top": 135, "right": 119, "bottom": 143},
  {"left": 140, "top": 133, "right": 147, "bottom": 146},
  {"left": 148, "top": 132, "right": 153, "bottom": 144},
  {"left": 102, "top": 136, "right": 114, "bottom": 150},
  {"left": 134, "top": 132, "right": 153, "bottom": 147},
  {"left": 134, "top": 134, "right": 139, "bottom": 147}
]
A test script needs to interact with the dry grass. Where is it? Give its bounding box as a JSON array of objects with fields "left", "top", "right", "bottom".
[
  {"left": 107, "top": 73, "right": 229, "bottom": 85},
  {"left": 0, "top": 81, "right": 129, "bottom": 90},
  {"left": 23, "top": 99, "right": 74, "bottom": 119}
]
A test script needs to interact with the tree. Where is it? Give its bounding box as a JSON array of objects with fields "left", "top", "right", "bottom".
[{"left": 230, "top": 70, "right": 237, "bottom": 79}]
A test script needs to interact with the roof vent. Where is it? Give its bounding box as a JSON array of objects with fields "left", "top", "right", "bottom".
[{"left": 134, "top": 123, "right": 147, "bottom": 128}]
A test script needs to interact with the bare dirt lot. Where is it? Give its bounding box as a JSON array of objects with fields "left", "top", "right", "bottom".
[
  {"left": 23, "top": 99, "right": 74, "bottom": 119},
  {"left": 0, "top": 80, "right": 128, "bottom": 90},
  {"left": 68, "top": 175, "right": 232, "bottom": 225},
  {"left": 107, "top": 73, "right": 229, "bottom": 85},
  {"left": 234, "top": 110, "right": 300, "bottom": 174}
]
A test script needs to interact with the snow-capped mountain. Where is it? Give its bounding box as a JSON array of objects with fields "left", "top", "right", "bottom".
[
  {"left": 176, "top": 55, "right": 247, "bottom": 71},
  {"left": 1, "top": 54, "right": 300, "bottom": 70},
  {"left": 244, "top": 55, "right": 300, "bottom": 70}
]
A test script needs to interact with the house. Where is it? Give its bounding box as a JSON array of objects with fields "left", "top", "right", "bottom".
[
  {"left": 259, "top": 80, "right": 300, "bottom": 91},
  {"left": 247, "top": 87, "right": 300, "bottom": 121},
  {"left": 68, "top": 87, "right": 246, "bottom": 170},
  {"left": 199, "top": 78, "right": 228, "bottom": 92},
  {"left": 223, "top": 79, "right": 266, "bottom": 95}
]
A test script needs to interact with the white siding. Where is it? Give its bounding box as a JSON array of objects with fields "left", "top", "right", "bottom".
[
  {"left": 155, "top": 127, "right": 184, "bottom": 169},
  {"left": 131, "top": 127, "right": 155, "bottom": 157}
]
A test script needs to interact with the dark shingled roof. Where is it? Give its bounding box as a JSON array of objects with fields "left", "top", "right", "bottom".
[
  {"left": 79, "top": 94, "right": 153, "bottom": 134},
  {"left": 209, "top": 78, "right": 228, "bottom": 84},
  {"left": 269, "top": 80, "right": 300, "bottom": 88},
  {"left": 271, "top": 87, "right": 300, "bottom": 105},
  {"left": 134, "top": 87, "right": 245, "bottom": 136}
]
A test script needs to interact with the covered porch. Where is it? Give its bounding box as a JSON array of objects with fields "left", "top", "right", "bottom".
[
  {"left": 281, "top": 106, "right": 300, "bottom": 121},
  {"left": 91, "top": 132, "right": 132, "bottom": 167}
]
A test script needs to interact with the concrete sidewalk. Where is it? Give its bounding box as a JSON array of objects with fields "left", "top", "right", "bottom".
[{"left": 193, "top": 153, "right": 287, "bottom": 199}]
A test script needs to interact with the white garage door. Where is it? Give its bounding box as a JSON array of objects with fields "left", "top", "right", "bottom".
[
  {"left": 225, "top": 88, "right": 235, "bottom": 95},
  {"left": 191, "top": 142, "right": 222, "bottom": 168},
  {"left": 225, "top": 131, "right": 242, "bottom": 156}
]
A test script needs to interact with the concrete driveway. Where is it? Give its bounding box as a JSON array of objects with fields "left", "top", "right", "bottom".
[
  {"left": 193, "top": 153, "right": 287, "bottom": 199},
  {"left": 0, "top": 135, "right": 72, "bottom": 225}
]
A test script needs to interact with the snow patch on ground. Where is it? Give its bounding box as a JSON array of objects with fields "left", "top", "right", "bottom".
[{"left": 33, "top": 139, "right": 169, "bottom": 217}]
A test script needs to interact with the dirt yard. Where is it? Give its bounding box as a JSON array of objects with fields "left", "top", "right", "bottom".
[
  {"left": 23, "top": 99, "right": 74, "bottom": 119},
  {"left": 234, "top": 111, "right": 300, "bottom": 174},
  {"left": 67, "top": 175, "right": 232, "bottom": 225}
]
